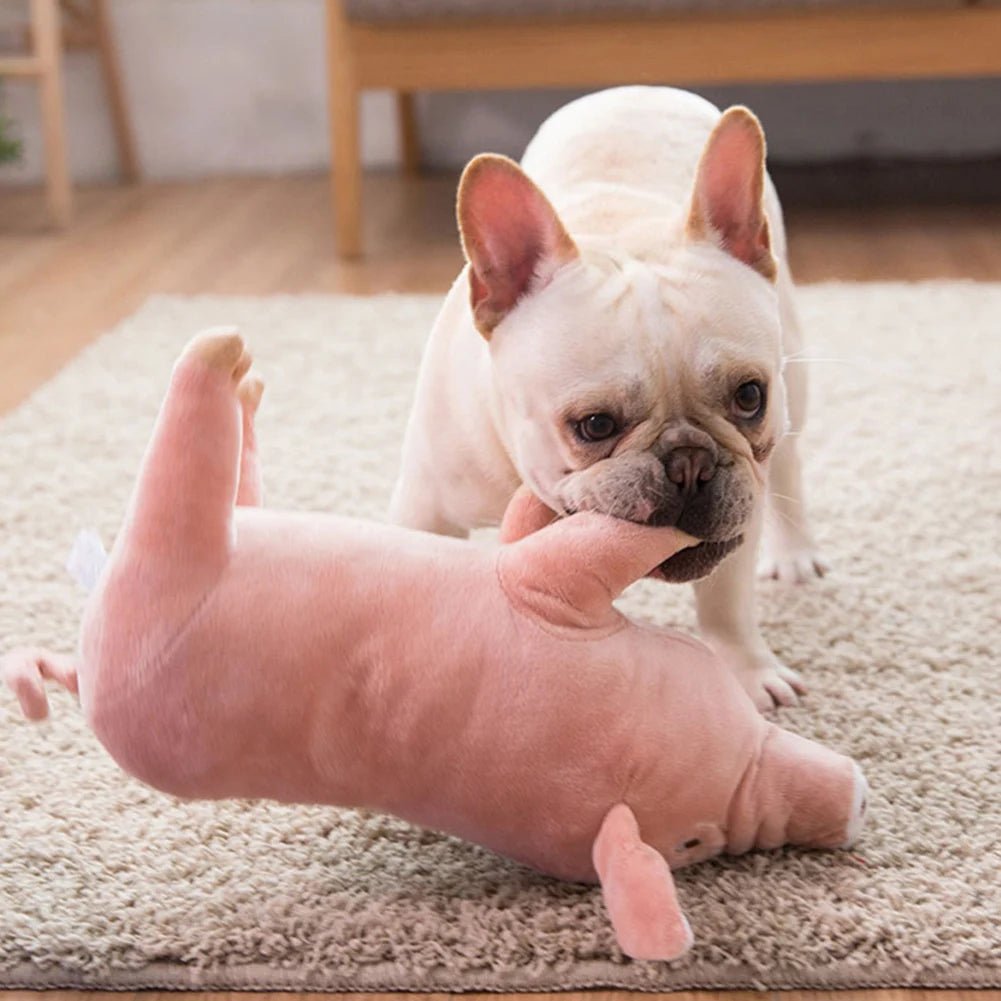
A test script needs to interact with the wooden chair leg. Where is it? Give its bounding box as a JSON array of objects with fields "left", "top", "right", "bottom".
[
  {"left": 327, "top": 0, "right": 362, "bottom": 258},
  {"left": 90, "top": 0, "right": 139, "bottom": 182},
  {"left": 397, "top": 91, "right": 420, "bottom": 175},
  {"left": 32, "top": 0, "right": 72, "bottom": 227}
]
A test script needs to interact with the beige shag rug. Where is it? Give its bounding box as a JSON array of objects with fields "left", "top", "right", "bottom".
[{"left": 1, "top": 284, "right": 999, "bottom": 992}]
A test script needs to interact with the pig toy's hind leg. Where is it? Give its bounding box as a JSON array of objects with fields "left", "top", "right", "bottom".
[
  {"left": 122, "top": 327, "right": 251, "bottom": 579},
  {"left": 3, "top": 330, "right": 256, "bottom": 724},
  {"left": 236, "top": 374, "right": 265, "bottom": 507},
  {"left": 73, "top": 329, "right": 256, "bottom": 726},
  {"left": 593, "top": 804, "right": 694, "bottom": 962}
]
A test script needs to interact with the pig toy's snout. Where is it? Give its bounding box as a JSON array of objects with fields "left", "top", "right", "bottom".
[
  {"left": 726, "top": 727, "right": 870, "bottom": 855},
  {"left": 841, "top": 762, "right": 870, "bottom": 849}
]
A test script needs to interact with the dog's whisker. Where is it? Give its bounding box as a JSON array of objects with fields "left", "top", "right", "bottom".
[
  {"left": 782, "top": 356, "right": 857, "bottom": 367},
  {"left": 768, "top": 505, "right": 801, "bottom": 530},
  {"left": 770, "top": 492, "right": 803, "bottom": 506}
]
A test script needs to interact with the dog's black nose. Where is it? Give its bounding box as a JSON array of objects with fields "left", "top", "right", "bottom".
[{"left": 666, "top": 447, "right": 717, "bottom": 496}]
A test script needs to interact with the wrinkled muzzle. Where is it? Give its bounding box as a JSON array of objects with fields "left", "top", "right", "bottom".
[{"left": 554, "top": 426, "right": 757, "bottom": 582}]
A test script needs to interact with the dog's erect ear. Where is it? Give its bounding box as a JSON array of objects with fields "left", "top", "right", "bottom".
[
  {"left": 458, "top": 154, "right": 579, "bottom": 338},
  {"left": 687, "top": 107, "right": 777, "bottom": 281}
]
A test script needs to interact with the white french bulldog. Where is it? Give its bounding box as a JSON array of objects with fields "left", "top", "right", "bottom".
[{"left": 390, "top": 86, "right": 827, "bottom": 711}]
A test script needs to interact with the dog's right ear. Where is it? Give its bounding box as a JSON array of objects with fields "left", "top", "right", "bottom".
[
  {"left": 457, "top": 154, "right": 579, "bottom": 339},
  {"left": 686, "top": 107, "right": 777, "bottom": 281}
]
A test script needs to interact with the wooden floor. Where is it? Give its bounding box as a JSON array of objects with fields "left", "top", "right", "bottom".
[
  {"left": 5, "top": 992, "right": 998, "bottom": 1001},
  {"left": 3, "top": 992, "right": 999, "bottom": 1001},
  {"left": 2, "top": 173, "right": 1001, "bottom": 417},
  {"left": 1, "top": 176, "right": 999, "bottom": 1001}
]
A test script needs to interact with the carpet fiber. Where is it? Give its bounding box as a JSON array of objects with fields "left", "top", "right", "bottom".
[{"left": 1, "top": 284, "right": 999, "bottom": 992}]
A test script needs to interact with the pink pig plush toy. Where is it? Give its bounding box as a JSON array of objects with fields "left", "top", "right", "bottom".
[{"left": 3, "top": 329, "right": 868, "bottom": 962}]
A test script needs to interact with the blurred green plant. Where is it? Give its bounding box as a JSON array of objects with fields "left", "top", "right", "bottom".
[{"left": 0, "top": 84, "right": 22, "bottom": 165}]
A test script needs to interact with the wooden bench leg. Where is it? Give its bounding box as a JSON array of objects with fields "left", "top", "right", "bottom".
[
  {"left": 397, "top": 91, "right": 420, "bottom": 175},
  {"left": 91, "top": 0, "right": 140, "bottom": 182},
  {"left": 327, "top": 0, "right": 362, "bottom": 258},
  {"left": 32, "top": 0, "right": 72, "bottom": 227}
]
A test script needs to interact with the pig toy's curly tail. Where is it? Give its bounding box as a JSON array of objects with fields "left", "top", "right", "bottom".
[{"left": 2, "top": 647, "right": 79, "bottom": 721}]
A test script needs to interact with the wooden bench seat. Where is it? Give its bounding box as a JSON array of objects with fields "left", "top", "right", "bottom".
[{"left": 326, "top": 0, "right": 1001, "bottom": 256}]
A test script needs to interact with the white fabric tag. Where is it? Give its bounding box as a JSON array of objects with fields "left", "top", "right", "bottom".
[{"left": 66, "top": 529, "right": 108, "bottom": 593}]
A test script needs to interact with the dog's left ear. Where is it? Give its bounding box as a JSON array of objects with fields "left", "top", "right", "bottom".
[
  {"left": 687, "top": 107, "right": 777, "bottom": 281},
  {"left": 458, "top": 154, "right": 579, "bottom": 338}
]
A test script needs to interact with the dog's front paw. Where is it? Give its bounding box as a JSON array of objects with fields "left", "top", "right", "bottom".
[
  {"left": 758, "top": 529, "right": 830, "bottom": 584},
  {"left": 736, "top": 659, "right": 807, "bottom": 712},
  {"left": 706, "top": 638, "right": 807, "bottom": 712}
]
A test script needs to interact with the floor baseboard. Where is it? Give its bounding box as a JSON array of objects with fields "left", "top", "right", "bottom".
[{"left": 771, "top": 156, "right": 1001, "bottom": 206}]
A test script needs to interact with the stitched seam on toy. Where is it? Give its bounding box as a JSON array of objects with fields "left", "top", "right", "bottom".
[
  {"left": 494, "top": 554, "right": 627, "bottom": 642},
  {"left": 122, "top": 583, "right": 219, "bottom": 695},
  {"left": 153, "top": 586, "right": 217, "bottom": 673}
]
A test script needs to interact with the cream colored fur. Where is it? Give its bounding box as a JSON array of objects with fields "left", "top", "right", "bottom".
[{"left": 391, "top": 86, "right": 826, "bottom": 711}]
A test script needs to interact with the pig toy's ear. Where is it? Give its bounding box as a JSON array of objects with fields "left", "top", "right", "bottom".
[
  {"left": 593, "top": 803, "right": 694, "bottom": 961},
  {"left": 457, "top": 154, "right": 579, "bottom": 338}
]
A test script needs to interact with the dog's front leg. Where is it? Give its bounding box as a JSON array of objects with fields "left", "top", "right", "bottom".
[
  {"left": 693, "top": 510, "right": 806, "bottom": 711},
  {"left": 758, "top": 277, "right": 829, "bottom": 583},
  {"left": 389, "top": 461, "right": 471, "bottom": 538},
  {"left": 759, "top": 424, "right": 829, "bottom": 584},
  {"left": 389, "top": 385, "right": 519, "bottom": 538}
]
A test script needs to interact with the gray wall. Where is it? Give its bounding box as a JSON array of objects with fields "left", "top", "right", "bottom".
[{"left": 1, "top": 0, "right": 999, "bottom": 185}]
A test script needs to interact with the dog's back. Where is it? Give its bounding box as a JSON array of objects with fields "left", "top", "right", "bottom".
[
  {"left": 522, "top": 86, "right": 788, "bottom": 262},
  {"left": 522, "top": 87, "right": 720, "bottom": 241}
]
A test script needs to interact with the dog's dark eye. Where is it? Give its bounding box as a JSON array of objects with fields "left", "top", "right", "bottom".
[
  {"left": 576, "top": 413, "right": 619, "bottom": 443},
  {"left": 732, "top": 381, "right": 765, "bottom": 420}
]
